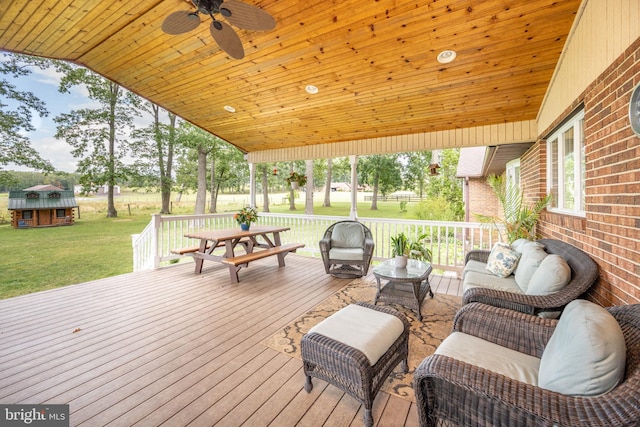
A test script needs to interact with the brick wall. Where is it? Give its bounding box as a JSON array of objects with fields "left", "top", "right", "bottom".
[
  {"left": 467, "top": 178, "right": 500, "bottom": 220},
  {"left": 531, "top": 38, "right": 640, "bottom": 306}
]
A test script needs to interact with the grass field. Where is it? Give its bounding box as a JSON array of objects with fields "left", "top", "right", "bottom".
[{"left": 0, "top": 190, "right": 419, "bottom": 299}]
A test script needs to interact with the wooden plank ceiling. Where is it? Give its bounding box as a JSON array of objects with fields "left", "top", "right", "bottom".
[{"left": 0, "top": 0, "right": 581, "bottom": 154}]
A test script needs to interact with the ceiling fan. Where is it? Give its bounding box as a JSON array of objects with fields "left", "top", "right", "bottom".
[{"left": 162, "top": 0, "right": 276, "bottom": 59}]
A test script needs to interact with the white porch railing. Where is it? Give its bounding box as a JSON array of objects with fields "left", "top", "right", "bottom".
[{"left": 132, "top": 213, "right": 502, "bottom": 273}]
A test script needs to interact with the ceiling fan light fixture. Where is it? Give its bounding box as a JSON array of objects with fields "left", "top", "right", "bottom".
[
  {"left": 224, "top": 105, "right": 236, "bottom": 113},
  {"left": 437, "top": 50, "right": 457, "bottom": 64},
  {"left": 305, "top": 85, "right": 319, "bottom": 94}
]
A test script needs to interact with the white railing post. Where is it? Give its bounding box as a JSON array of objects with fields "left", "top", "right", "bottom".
[
  {"left": 152, "top": 213, "right": 161, "bottom": 269},
  {"left": 349, "top": 155, "right": 358, "bottom": 220}
]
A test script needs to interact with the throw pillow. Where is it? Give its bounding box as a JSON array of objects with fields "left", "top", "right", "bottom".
[
  {"left": 331, "top": 222, "right": 365, "bottom": 248},
  {"left": 514, "top": 242, "right": 548, "bottom": 292},
  {"left": 485, "top": 242, "right": 522, "bottom": 278},
  {"left": 511, "top": 238, "right": 545, "bottom": 253},
  {"left": 538, "top": 300, "right": 626, "bottom": 396},
  {"left": 510, "top": 238, "right": 530, "bottom": 253},
  {"left": 525, "top": 254, "right": 571, "bottom": 295}
]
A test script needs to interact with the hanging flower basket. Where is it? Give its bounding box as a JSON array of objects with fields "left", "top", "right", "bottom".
[{"left": 285, "top": 171, "right": 307, "bottom": 189}]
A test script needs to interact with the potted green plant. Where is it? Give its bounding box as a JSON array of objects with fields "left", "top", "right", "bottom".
[
  {"left": 475, "top": 174, "right": 551, "bottom": 243},
  {"left": 407, "top": 234, "right": 433, "bottom": 263},
  {"left": 391, "top": 232, "right": 409, "bottom": 267},
  {"left": 391, "top": 232, "right": 433, "bottom": 268},
  {"left": 285, "top": 171, "right": 307, "bottom": 189},
  {"left": 234, "top": 206, "right": 259, "bottom": 231}
]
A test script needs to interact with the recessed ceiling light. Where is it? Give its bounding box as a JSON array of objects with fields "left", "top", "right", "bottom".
[
  {"left": 224, "top": 105, "right": 236, "bottom": 113},
  {"left": 305, "top": 85, "right": 319, "bottom": 94},
  {"left": 437, "top": 50, "right": 457, "bottom": 64}
]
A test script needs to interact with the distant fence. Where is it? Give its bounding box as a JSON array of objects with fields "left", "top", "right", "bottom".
[
  {"left": 363, "top": 195, "right": 426, "bottom": 202},
  {"left": 132, "top": 213, "right": 502, "bottom": 274}
]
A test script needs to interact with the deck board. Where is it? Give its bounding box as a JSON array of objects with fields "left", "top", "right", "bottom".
[{"left": 0, "top": 255, "right": 461, "bottom": 426}]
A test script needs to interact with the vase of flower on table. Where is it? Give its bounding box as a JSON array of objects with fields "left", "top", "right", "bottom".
[{"left": 234, "top": 206, "right": 258, "bottom": 231}]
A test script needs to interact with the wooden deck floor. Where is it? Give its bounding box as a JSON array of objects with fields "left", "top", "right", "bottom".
[{"left": 0, "top": 255, "right": 462, "bottom": 426}]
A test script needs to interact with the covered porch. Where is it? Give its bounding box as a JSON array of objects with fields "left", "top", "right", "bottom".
[{"left": 0, "top": 255, "right": 461, "bottom": 426}]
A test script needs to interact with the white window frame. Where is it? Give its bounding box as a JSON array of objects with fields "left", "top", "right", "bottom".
[
  {"left": 546, "top": 109, "right": 585, "bottom": 216},
  {"left": 506, "top": 158, "right": 521, "bottom": 192}
]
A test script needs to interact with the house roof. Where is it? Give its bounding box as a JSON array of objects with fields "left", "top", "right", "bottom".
[
  {"left": 0, "top": 0, "right": 581, "bottom": 155},
  {"left": 8, "top": 190, "right": 78, "bottom": 210},
  {"left": 457, "top": 143, "right": 534, "bottom": 178}
]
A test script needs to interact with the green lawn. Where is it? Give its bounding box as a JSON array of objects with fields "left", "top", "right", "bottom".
[{"left": 0, "top": 191, "right": 421, "bottom": 299}]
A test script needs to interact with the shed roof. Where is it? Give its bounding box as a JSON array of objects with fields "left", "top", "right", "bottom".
[{"left": 8, "top": 190, "right": 79, "bottom": 210}]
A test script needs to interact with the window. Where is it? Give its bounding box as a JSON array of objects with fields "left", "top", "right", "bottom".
[
  {"left": 56, "top": 209, "right": 66, "bottom": 218},
  {"left": 22, "top": 210, "right": 33, "bottom": 219},
  {"left": 547, "top": 110, "right": 585, "bottom": 215},
  {"left": 506, "top": 158, "right": 521, "bottom": 192}
]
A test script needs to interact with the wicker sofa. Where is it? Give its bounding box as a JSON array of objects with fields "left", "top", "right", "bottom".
[
  {"left": 414, "top": 301, "right": 640, "bottom": 427},
  {"left": 462, "top": 238, "right": 598, "bottom": 316}
]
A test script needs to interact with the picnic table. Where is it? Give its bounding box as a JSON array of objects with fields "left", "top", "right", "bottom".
[{"left": 182, "top": 226, "right": 304, "bottom": 283}]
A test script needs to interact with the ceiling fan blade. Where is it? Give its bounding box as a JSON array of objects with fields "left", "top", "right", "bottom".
[
  {"left": 162, "top": 11, "right": 201, "bottom": 35},
  {"left": 210, "top": 20, "right": 245, "bottom": 59},
  {"left": 220, "top": 0, "right": 276, "bottom": 31}
]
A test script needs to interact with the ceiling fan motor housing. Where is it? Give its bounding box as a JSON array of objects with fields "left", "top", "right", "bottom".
[{"left": 192, "top": 0, "right": 227, "bottom": 16}]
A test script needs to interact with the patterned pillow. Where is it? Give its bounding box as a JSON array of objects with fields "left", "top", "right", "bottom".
[{"left": 485, "top": 242, "right": 522, "bottom": 278}]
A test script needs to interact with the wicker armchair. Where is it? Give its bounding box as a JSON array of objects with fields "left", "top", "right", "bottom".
[
  {"left": 463, "top": 239, "right": 598, "bottom": 315},
  {"left": 319, "top": 221, "right": 375, "bottom": 278},
  {"left": 414, "top": 302, "right": 640, "bottom": 427}
]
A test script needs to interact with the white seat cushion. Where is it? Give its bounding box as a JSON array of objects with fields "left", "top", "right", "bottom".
[
  {"left": 329, "top": 247, "right": 364, "bottom": 261},
  {"left": 462, "top": 259, "right": 489, "bottom": 279},
  {"left": 331, "top": 222, "right": 365, "bottom": 248},
  {"left": 308, "top": 304, "right": 405, "bottom": 365},
  {"left": 463, "top": 271, "right": 523, "bottom": 294},
  {"left": 435, "top": 332, "right": 540, "bottom": 385},
  {"left": 538, "top": 300, "right": 626, "bottom": 396}
]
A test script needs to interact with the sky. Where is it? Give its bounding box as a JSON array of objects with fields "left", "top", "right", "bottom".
[
  {"left": 6, "top": 66, "right": 93, "bottom": 173},
  {"left": 5, "top": 62, "right": 160, "bottom": 173}
]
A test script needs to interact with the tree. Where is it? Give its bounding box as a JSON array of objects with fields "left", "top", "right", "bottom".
[
  {"left": 402, "top": 151, "right": 432, "bottom": 197},
  {"left": 131, "top": 102, "right": 178, "bottom": 214},
  {"left": 323, "top": 158, "right": 333, "bottom": 207},
  {"left": 209, "top": 144, "right": 246, "bottom": 213},
  {"left": 54, "top": 64, "right": 141, "bottom": 217},
  {"left": 175, "top": 123, "right": 216, "bottom": 214},
  {"left": 256, "top": 164, "right": 273, "bottom": 212},
  {"left": 425, "top": 149, "right": 464, "bottom": 220},
  {"left": 285, "top": 161, "right": 306, "bottom": 211},
  {"left": 359, "top": 154, "right": 402, "bottom": 210},
  {"left": 0, "top": 53, "right": 54, "bottom": 178},
  {"left": 175, "top": 123, "right": 245, "bottom": 214}
]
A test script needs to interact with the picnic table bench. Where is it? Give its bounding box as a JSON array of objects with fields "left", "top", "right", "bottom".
[
  {"left": 221, "top": 243, "right": 305, "bottom": 266},
  {"left": 182, "top": 226, "right": 302, "bottom": 283}
]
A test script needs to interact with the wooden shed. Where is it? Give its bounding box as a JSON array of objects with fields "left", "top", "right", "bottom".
[{"left": 8, "top": 185, "right": 79, "bottom": 228}]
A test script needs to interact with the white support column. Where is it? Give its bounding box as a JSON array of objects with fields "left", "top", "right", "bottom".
[
  {"left": 248, "top": 160, "right": 256, "bottom": 209},
  {"left": 349, "top": 155, "right": 358, "bottom": 220},
  {"left": 305, "top": 159, "right": 314, "bottom": 215}
]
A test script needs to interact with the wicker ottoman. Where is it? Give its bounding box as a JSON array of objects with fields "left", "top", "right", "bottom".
[{"left": 301, "top": 302, "right": 410, "bottom": 427}]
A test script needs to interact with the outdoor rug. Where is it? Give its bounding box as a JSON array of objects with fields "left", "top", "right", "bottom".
[{"left": 261, "top": 278, "right": 462, "bottom": 402}]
